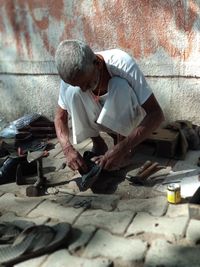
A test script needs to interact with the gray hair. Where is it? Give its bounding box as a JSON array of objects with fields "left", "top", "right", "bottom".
[{"left": 55, "top": 39, "right": 96, "bottom": 83}]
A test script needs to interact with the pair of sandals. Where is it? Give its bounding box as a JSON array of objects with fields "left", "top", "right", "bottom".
[{"left": 0, "top": 221, "right": 71, "bottom": 266}]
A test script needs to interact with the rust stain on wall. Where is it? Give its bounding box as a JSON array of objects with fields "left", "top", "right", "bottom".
[
  {"left": 0, "top": 0, "right": 199, "bottom": 60},
  {"left": 0, "top": 0, "right": 64, "bottom": 58},
  {"left": 81, "top": 0, "right": 198, "bottom": 60}
]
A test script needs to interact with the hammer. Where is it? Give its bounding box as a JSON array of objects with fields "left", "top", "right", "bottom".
[{"left": 127, "top": 160, "right": 166, "bottom": 185}]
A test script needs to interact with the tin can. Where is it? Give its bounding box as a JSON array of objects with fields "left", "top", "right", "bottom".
[{"left": 167, "top": 183, "right": 181, "bottom": 204}]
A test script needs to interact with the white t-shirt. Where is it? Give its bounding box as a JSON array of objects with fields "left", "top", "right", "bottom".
[{"left": 58, "top": 49, "right": 152, "bottom": 110}]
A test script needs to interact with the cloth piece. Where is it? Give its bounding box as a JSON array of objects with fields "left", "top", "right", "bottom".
[
  {"left": 165, "top": 120, "right": 200, "bottom": 160},
  {"left": 58, "top": 49, "right": 152, "bottom": 144}
]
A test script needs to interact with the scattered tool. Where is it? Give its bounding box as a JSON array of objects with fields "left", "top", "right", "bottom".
[
  {"left": 25, "top": 150, "right": 49, "bottom": 197},
  {"left": 126, "top": 160, "right": 168, "bottom": 185}
]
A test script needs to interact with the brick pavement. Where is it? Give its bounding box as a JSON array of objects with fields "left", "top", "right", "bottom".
[{"left": 0, "top": 135, "right": 200, "bottom": 267}]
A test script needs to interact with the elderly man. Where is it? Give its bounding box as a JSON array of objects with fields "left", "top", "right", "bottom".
[{"left": 54, "top": 39, "right": 164, "bottom": 173}]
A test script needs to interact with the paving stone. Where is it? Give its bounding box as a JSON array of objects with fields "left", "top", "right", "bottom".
[
  {"left": 117, "top": 196, "right": 168, "bottom": 216},
  {"left": 186, "top": 219, "right": 200, "bottom": 244},
  {"left": 47, "top": 169, "right": 76, "bottom": 183},
  {"left": 0, "top": 183, "right": 27, "bottom": 196},
  {"left": 54, "top": 138, "right": 92, "bottom": 159},
  {"left": 43, "top": 157, "right": 66, "bottom": 172},
  {"left": 116, "top": 179, "right": 164, "bottom": 200},
  {"left": 0, "top": 193, "right": 43, "bottom": 216},
  {"left": 28, "top": 199, "right": 84, "bottom": 224},
  {"left": 68, "top": 194, "right": 120, "bottom": 211},
  {"left": 54, "top": 177, "right": 83, "bottom": 194},
  {"left": 75, "top": 209, "right": 134, "bottom": 235},
  {"left": 14, "top": 255, "right": 47, "bottom": 267},
  {"left": 188, "top": 203, "right": 200, "bottom": 220},
  {"left": 74, "top": 138, "right": 93, "bottom": 153},
  {"left": 53, "top": 139, "right": 92, "bottom": 160},
  {"left": 48, "top": 194, "right": 74, "bottom": 205},
  {"left": 166, "top": 203, "right": 189, "bottom": 217},
  {"left": 83, "top": 229, "right": 147, "bottom": 267},
  {"left": 126, "top": 212, "right": 188, "bottom": 240},
  {"left": 0, "top": 212, "right": 49, "bottom": 225},
  {"left": 42, "top": 249, "right": 111, "bottom": 267},
  {"left": 48, "top": 142, "right": 62, "bottom": 158},
  {"left": 68, "top": 225, "right": 96, "bottom": 253},
  {"left": 145, "top": 239, "right": 200, "bottom": 267}
]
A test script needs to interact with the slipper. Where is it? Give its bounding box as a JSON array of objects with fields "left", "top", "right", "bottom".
[
  {"left": 81, "top": 164, "right": 102, "bottom": 191},
  {"left": 80, "top": 151, "right": 102, "bottom": 191},
  {"left": 0, "top": 223, "right": 22, "bottom": 244},
  {"left": 0, "top": 222, "right": 71, "bottom": 266}
]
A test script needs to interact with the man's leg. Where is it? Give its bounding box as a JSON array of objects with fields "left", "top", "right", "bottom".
[
  {"left": 64, "top": 86, "right": 109, "bottom": 155},
  {"left": 91, "top": 136, "right": 108, "bottom": 155}
]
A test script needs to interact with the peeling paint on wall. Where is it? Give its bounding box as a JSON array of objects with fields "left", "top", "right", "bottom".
[
  {"left": 0, "top": 0, "right": 200, "bottom": 62},
  {"left": 1, "top": 0, "right": 200, "bottom": 123}
]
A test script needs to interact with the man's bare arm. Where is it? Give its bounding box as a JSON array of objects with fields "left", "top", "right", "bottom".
[
  {"left": 124, "top": 94, "right": 164, "bottom": 149},
  {"left": 98, "top": 94, "right": 164, "bottom": 170},
  {"left": 54, "top": 106, "right": 71, "bottom": 152},
  {"left": 54, "top": 106, "right": 87, "bottom": 173}
]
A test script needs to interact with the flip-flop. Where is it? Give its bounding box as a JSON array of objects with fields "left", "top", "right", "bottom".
[
  {"left": 0, "top": 220, "right": 35, "bottom": 244},
  {"left": 79, "top": 151, "right": 102, "bottom": 191},
  {"left": 0, "top": 222, "right": 71, "bottom": 266},
  {"left": 81, "top": 164, "right": 102, "bottom": 191},
  {"left": 0, "top": 223, "right": 22, "bottom": 244}
]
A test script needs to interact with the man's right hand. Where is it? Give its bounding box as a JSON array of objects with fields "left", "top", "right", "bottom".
[{"left": 64, "top": 145, "right": 88, "bottom": 174}]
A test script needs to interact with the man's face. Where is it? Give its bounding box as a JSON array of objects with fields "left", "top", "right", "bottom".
[{"left": 69, "top": 64, "right": 100, "bottom": 92}]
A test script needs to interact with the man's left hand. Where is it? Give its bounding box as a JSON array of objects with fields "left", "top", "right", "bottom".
[{"left": 91, "top": 146, "right": 126, "bottom": 171}]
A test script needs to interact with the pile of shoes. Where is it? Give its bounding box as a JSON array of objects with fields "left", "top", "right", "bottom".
[
  {"left": 0, "top": 155, "right": 37, "bottom": 185},
  {"left": 14, "top": 113, "right": 56, "bottom": 142},
  {"left": 0, "top": 114, "right": 56, "bottom": 185}
]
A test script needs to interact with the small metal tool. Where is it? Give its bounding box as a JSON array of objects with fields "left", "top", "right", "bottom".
[{"left": 26, "top": 150, "right": 48, "bottom": 197}]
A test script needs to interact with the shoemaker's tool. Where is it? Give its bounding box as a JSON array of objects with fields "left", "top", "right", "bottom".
[
  {"left": 126, "top": 160, "right": 166, "bottom": 185},
  {"left": 26, "top": 150, "right": 49, "bottom": 197}
]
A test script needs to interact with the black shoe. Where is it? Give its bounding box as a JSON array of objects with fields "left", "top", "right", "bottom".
[
  {"left": 80, "top": 151, "right": 102, "bottom": 191},
  {"left": 0, "top": 157, "right": 37, "bottom": 185}
]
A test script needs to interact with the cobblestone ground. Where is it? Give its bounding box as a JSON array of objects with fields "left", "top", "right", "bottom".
[{"left": 0, "top": 134, "right": 200, "bottom": 267}]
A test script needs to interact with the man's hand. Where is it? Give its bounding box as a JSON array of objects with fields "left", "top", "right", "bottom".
[
  {"left": 64, "top": 145, "right": 88, "bottom": 173},
  {"left": 92, "top": 94, "right": 164, "bottom": 171},
  {"left": 92, "top": 145, "right": 127, "bottom": 171}
]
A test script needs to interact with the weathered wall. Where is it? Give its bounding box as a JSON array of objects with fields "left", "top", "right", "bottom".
[{"left": 0, "top": 0, "right": 200, "bottom": 123}]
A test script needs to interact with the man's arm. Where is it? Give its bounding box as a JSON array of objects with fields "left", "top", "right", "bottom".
[
  {"left": 98, "top": 94, "right": 164, "bottom": 170},
  {"left": 54, "top": 106, "right": 88, "bottom": 173},
  {"left": 126, "top": 94, "right": 164, "bottom": 148}
]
